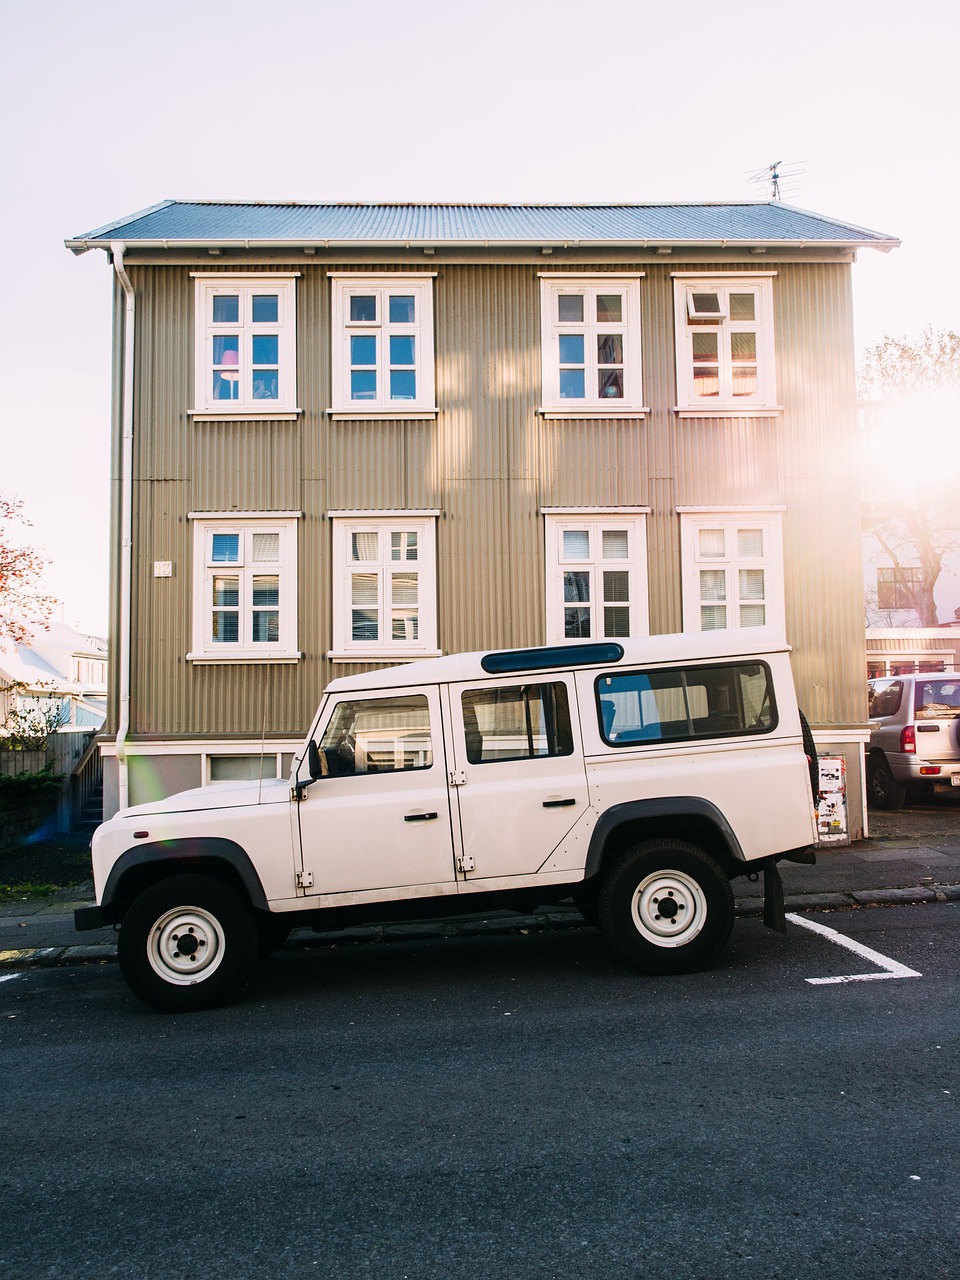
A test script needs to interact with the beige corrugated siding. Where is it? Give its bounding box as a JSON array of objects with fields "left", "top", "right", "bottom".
[{"left": 113, "top": 254, "right": 868, "bottom": 743}]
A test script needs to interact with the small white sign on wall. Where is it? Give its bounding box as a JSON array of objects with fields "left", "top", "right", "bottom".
[{"left": 816, "top": 754, "right": 848, "bottom": 843}]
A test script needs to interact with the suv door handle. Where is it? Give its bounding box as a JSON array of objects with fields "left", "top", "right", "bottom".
[
  {"left": 404, "top": 811, "right": 438, "bottom": 822},
  {"left": 543, "top": 797, "right": 577, "bottom": 808}
]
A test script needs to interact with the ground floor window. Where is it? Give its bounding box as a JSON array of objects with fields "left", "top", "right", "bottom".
[
  {"left": 678, "top": 508, "right": 784, "bottom": 632},
  {"left": 543, "top": 511, "right": 649, "bottom": 644}
]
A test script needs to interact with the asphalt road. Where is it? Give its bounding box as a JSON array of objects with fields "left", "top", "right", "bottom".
[{"left": 1, "top": 903, "right": 957, "bottom": 1280}]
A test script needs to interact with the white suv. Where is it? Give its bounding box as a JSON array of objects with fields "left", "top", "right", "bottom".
[{"left": 77, "top": 629, "right": 819, "bottom": 1010}]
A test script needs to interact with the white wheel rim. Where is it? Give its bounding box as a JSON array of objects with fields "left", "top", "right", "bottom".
[
  {"left": 630, "top": 870, "right": 707, "bottom": 948},
  {"left": 146, "top": 905, "right": 226, "bottom": 987}
]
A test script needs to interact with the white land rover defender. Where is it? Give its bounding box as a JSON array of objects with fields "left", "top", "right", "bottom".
[{"left": 77, "top": 629, "right": 819, "bottom": 1010}]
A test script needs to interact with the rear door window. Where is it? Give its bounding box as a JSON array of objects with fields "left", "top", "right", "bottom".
[{"left": 914, "top": 679, "right": 960, "bottom": 719}]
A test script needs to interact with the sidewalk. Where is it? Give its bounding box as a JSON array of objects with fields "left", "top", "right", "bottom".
[{"left": 3, "top": 800, "right": 960, "bottom": 971}]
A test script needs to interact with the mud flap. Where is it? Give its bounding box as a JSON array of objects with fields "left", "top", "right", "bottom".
[{"left": 763, "top": 863, "right": 787, "bottom": 935}]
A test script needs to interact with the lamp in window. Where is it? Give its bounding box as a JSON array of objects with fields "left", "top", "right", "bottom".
[{"left": 219, "top": 346, "right": 239, "bottom": 384}]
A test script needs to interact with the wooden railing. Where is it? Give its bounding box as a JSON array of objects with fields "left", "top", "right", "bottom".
[{"left": 70, "top": 733, "right": 103, "bottom": 830}]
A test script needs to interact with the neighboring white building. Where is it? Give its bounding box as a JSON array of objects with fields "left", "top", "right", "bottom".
[{"left": 0, "top": 622, "right": 108, "bottom": 733}]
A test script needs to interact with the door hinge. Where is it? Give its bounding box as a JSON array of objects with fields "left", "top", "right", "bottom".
[
  {"left": 449, "top": 769, "right": 466, "bottom": 786},
  {"left": 296, "top": 870, "right": 314, "bottom": 889},
  {"left": 457, "top": 854, "right": 475, "bottom": 873}
]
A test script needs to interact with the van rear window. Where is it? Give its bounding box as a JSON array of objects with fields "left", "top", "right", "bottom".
[{"left": 596, "top": 662, "right": 776, "bottom": 746}]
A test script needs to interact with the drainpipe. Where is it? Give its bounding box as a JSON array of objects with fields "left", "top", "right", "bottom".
[{"left": 111, "top": 242, "right": 134, "bottom": 812}]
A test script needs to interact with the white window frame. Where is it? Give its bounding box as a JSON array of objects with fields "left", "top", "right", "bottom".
[
  {"left": 539, "top": 275, "right": 646, "bottom": 417},
  {"left": 672, "top": 274, "right": 778, "bottom": 416},
  {"left": 191, "top": 274, "right": 299, "bottom": 419},
  {"left": 330, "top": 275, "right": 437, "bottom": 417},
  {"left": 543, "top": 510, "right": 650, "bottom": 644},
  {"left": 187, "top": 513, "right": 300, "bottom": 663},
  {"left": 329, "top": 512, "right": 440, "bottom": 661},
  {"left": 678, "top": 508, "right": 785, "bottom": 633}
]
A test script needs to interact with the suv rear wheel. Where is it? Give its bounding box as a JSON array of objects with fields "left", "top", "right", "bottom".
[
  {"left": 867, "top": 754, "right": 907, "bottom": 811},
  {"left": 118, "top": 873, "right": 259, "bottom": 1012},
  {"left": 598, "top": 840, "right": 735, "bottom": 974}
]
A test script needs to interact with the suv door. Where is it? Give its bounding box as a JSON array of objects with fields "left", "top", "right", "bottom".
[
  {"left": 447, "top": 675, "right": 590, "bottom": 880},
  {"left": 296, "top": 687, "right": 458, "bottom": 897}
]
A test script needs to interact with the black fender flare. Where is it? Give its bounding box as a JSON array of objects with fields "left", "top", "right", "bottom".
[
  {"left": 100, "top": 838, "right": 269, "bottom": 915},
  {"left": 582, "top": 797, "right": 745, "bottom": 881}
]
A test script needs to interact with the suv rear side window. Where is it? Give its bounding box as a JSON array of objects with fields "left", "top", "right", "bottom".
[
  {"left": 914, "top": 678, "right": 960, "bottom": 719},
  {"left": 868, "top": 679, "right": 903, "bottom": 718},
  {"left": 596, "top": 662, "right": 775, "bottom": 745},
  {"left": 462, "top": 683, "right": 573, "bottom": 764}
]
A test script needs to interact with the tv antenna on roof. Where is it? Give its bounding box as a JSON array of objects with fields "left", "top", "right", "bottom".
[{"left": 746, "top": 159, "right": 805, "bottom": 202}]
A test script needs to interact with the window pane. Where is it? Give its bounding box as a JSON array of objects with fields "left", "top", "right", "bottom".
[
  {"left": 252, "top": 532, "right": 280, "bottom": 562},
  {"left": 603, "top": 570, "right": 629, "bottom": 603},
  {"left": 352, "top": 532, "right": 378, "bottom": 561},
  {"left": 351, "top": 334, "right": 377, "bottom": 365},
  {"left": 559, "top": 369, "right": 585, "bottom": 399},
  {"left": 562, "top": 530, "right": 590, "bottom": 559},
  {"left": 212, "top": 611, "right": 239, "bottom": 643},
  {"left": 389, "top": 295, "right": 416, "bottom": 324},
  {"left": 392, "top": 613, "right": 419, "bottom": 641},
  {"left": 252, "top": 611, "right": 279, "bottom": 642},
  {"left": 253, "top": 371, "right": 278, "bottom": 400},
  {"left": 252, "top": 335, "right": 279, "bottom": 365},
  {"left": 211, "top": 534, "right": 240, "bottom": 563},
  {"left": 602, "top": 530, "right": 629, "bottom": 559},
  {"left": 691, "top": 292, "right": 722, "bottom": 315},
  {"left": 598, "top": 369, "right": 624, "bottom": 399},
  {"left": 352, "top": 573, "right": 378, "bottom": 607},
  {"left": 558, "top": 294, "right": 584, "bottom": 323},
  {"left": 558, "top": 334, "right": 584, "bottom": 364},
  {"left": 390, "top": 370, "right": 417, "bottom": 400},
  {"left": 213, "top": 372, "right": 239, "bottom": 400},
  {"left": 318, "top": 695, "right": 433, "bottom": 775},
  {"left": 692, "top": 367, "right": 719, "bottom": 397},
  {"left": 732, "top": 369, "right": 758, "bottom": 397},
  {"left": 251, "top": 294, "right": 279, "bottom": 323},
  {"left": 739, "top": 604, "right": 766, "bottom": 627},
  {"left": 210, "top": 754, "right": 278, "bottom": 782},
  {"left": 461, "top": 683, "right": 573, "bottom": 764},
  {"left": 252, "top": 575, "right": 279, "bottom": 606},
  {"left": 692, "top": 333, "right": 718, "bottom": 362},
  {"left": 564, "top": 607, "right": 590, "bottom": 638},
  {"left": 213, "top": 295, "right": 239, "bottom": 324},
  {"left": 730, "top": 332, "right": 756, "bottom": 361},
  {"left": 604, "top": 606, "right": 630, "bottom": 638},
  {"left": 741, "top": 529, "right": 764, "bottom": 561},
  {"left": 597, "top": 334, "right": 623, "bottom": 365},
  {"left": 213, "top": 576, "right": 239, "bottom": 606},
  {"left": 392, "top": 572, "right": 418, "bottom": 607},
  {"left": 700, "top": 569, "right": 726, "bottom": 601},
  {"left": 391, "top": 531, "right": 418, "bottom": 561},
  {"left": 698, "top": 529, "right": 725, "bottom": 558},
  {"left": 596, "top": 294, "right": 622, "bottom": 322},
  {"left": 390, "top": 335, "right": 416, "bottom": 365},
  {"left": 213, "top": 335, "right": 240, "bottom": 365},
  {"left": 701, "top": 604, "right": 727, "bottom": 630},
  {"left": 739, "top": 568, "right": 765, "bottom": 601},
  {"left": 564, "top": 571, "right": 591, "bottom": 602},
  {"left": 350, "top": 296, "right": 377, "bottom": 322},
  {"left": 352, "top": 611, "right": 378, "bottom": 640},
  {"left": 730, "top": 293, "right": 756, "bottom": 320},
  {"left": 351, "top": 370, "right": 377, "bottom": 400}
]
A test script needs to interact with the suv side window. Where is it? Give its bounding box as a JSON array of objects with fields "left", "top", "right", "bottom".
[
  {"left": 461, "top": 683, "right": 573, "bottom": 764},
  {"left": 317, "top": 694, "right": 433, "bottom": 776},
  {"left": 596, "top": 662, "right": 776, "bottom": 745},
  {"left": 868, "top": 679, "right": 903, "bottom": 718}
]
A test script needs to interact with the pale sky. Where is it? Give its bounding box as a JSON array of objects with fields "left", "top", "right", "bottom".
[{"left": 2, "top": 0, "right": 957, "bottom": 636}]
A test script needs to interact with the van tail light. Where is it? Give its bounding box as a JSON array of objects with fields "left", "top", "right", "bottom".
[{"left": 900, "top": 725, "right": 916, "bottom": 754}]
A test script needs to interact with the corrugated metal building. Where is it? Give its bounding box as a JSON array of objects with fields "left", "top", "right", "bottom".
[{"left": 67, "top": 201, "right": 898, "bottom": 837}]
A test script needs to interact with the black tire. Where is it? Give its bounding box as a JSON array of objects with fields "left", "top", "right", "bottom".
[
  {"left": 867, "top": 755, "right": 907, "bottom": 811},
  {"left": 118, "top": 874, "right": 259, "bottom": 1012},
  {"left": 598, "top": 839, "right": 735, "bottom": 975},
  {"left": 798, "top": 709, "right": 819, "bottom": 801}
]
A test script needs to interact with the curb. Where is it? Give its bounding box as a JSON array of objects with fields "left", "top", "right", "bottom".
[{"left": 2, "top": 885, "right": 958, "bottom": 972}]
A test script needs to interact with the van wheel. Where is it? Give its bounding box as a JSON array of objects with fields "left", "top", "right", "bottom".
[
  {"left": 598, "top": 840, "right": 734, "bottom": 974},
  {"left": 118, "top": 874, "right": 258, "bottom": 1012},
  {"left": 867, "top": 756, "right": 907, "bottom": 811}
]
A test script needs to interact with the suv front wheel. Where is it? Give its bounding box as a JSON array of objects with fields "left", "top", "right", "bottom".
[
  {"left": 118, "top": 873, "right": 259, "bottom": 1012},
  {"left": 598, "top": 840, "right": 735, "bottom": 974}
]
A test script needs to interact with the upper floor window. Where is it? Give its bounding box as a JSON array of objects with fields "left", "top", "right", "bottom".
[
  {"left": 192, "top": 275, "right": 299, "bottom": 417},
  {"left": 330, "top": 275, "right": 436, "bottom": 415},
  {"left": 329, "top": 513, "right": 439, "bottom": 660},
  {"left": 673, "top": 275, "right": 777, "bottom": 414},
  {"left": 877, "top": 566, "right": 923, "bottom": 612},
  {"left": 540, "top": 276, "right": 644, "bottom": 415},
  {"left": 678, "top": 509, "right": 784, "bottom": 632},
  {"left": 544, "top": 511, "right": 649, "bottom": 644},
  {"left": 188, "top": 514, "right": 299, "bottom": 662}
]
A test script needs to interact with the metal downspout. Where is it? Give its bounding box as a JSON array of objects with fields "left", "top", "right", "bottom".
[{"left": 111, "top": 242, "right": 134, "bottom": 812}]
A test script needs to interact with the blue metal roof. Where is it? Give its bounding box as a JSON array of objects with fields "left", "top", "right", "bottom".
[{"left": 67, "top": 200, "right": 898, "bottom": 252}]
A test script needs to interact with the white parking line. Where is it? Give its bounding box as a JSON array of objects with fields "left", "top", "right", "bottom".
[
  {"left": 786, "top": 912, "right": 923, "bottom": 985},
  {"left": 0, "top": 973, "right": 21, "bottom": 984}
]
